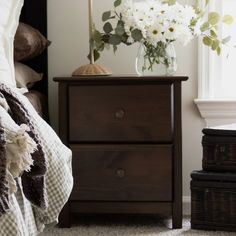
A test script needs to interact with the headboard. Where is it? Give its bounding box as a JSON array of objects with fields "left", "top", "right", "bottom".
[{"left": 19, "top": 0, "right": 48, "bottom": 96}]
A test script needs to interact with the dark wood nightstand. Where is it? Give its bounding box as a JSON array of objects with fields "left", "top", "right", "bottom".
[{"left": 54, "top": 75, "right": 188, "bottom": 228}]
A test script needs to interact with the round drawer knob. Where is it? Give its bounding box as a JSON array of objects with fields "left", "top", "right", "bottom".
[
  {"left": 115, "top": 109, "right": 125, "bottom": 119},
  {"left": 205, "top": 189, "right": 210, "bottom": 194},
  {"left": 116, "top": 169, "right": 125, "bottom": 178}
]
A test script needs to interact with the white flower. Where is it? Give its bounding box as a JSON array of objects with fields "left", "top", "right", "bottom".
[
  {"left": 164, "top": 23, "right": 179, "bottom": 41},
  {"left": 133, "top": 9, "right": 150, "bottom": 29},
  {"left": 148, "top": 0, "right": 162, "bottom": 12},
  {"left": 118, "top": 0, "right": 202, "bottom": 46},
  {"left": 176, "top": 25, "right": 194, "bottom": 46},
  {"left": 181, "top": 5, "right": 197, "bottom": 24},
  {"left": 147, "top": 23, "right": 166, "bottom": 45}
]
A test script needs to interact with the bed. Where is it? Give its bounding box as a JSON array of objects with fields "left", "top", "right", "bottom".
[{"left": 0, "top": 0, "right": 73, "bottom": 235}]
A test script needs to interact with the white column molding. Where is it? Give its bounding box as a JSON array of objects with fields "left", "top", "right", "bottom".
[
  {"left": 194, "top": 99, "right": 236, "bottom": 126},
  {"left": 196, "top": 1, "right": 234, "bottom": 127}
]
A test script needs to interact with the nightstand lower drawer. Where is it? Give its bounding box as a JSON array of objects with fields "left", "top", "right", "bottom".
[{"left": 70, "top": 144, "right": 173, "bottom": 201}]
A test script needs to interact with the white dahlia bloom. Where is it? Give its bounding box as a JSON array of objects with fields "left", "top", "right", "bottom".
[
  {"left": 147, "top": 23, "right": 166, "bottom": 45},
  {"left": 118, "top": 0, "right": 199, "bottom": 46},
  {"left": 164, "top": 23, "right": 179, "bottom": 41}
]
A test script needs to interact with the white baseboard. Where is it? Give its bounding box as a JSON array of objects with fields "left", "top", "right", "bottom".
[{"left": 183, "top": 196, "right": 191, "bottom": 216}]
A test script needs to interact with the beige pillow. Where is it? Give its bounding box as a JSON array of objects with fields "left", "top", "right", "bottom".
[
  {"left": 14, "top": 62, "right": 43, "bottom": 89},
  {"left": 14, "top": 22, "right": 51, "bottom": 61}
]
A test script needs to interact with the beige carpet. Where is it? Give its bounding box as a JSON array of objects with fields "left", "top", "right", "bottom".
[{"left": 40, "top": 215, "right": 235, "bottom": 236}]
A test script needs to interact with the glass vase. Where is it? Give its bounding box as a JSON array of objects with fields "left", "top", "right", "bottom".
[{"left": 135, "top": 43, "right": 177, "bottom": 76}]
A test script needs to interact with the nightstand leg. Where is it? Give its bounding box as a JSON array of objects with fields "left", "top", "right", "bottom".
[
  {"left": 172, "top": 206, "right": 182, "bottom": 229},
  {"left": 59, "top": 202, "right": 71, "bottom": 228}
]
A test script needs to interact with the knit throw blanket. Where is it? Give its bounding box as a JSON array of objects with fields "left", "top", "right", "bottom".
[{"left": 0, "top": 84, "right": 47, "bottom": 216}]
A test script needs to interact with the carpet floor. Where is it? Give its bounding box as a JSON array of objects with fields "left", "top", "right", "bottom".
[{"left": 40, "top": 215, "right": 235, "bottom": 236}]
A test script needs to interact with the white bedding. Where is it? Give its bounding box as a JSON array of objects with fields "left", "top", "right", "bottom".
[
  {"left": 0, "top": 0, "right": 23, "bottom": 87},
  {"left": 0, "top": 87, "right": 73, "bottom": 235},
  {"left": 0, "top": 1, "right": 73, "bottom": 234}
]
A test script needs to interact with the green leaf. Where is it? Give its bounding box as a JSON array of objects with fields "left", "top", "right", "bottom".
[
  {"left": 117, "top": 20, "right": 124, "bottom": 28},
  {"left": 222, "top": 36, "right": 231, "bottom": 44},
  {"left": 109, "top": 35, "right": 122, "bottom": 45},
  {"left": 94, "top": 50, "right": 100, "bottom": 61},
  {"left": 114, "top": 0, "right": 122, "bottom": 8},
  {"left": 203, "top": 36, "right": 213, "bottom": 46},
  {"left": 92, "top": 30, "right": 102, "bottom": 42},
  {"left": 115, "top": 20, "right": 125, "bottom": 36},
  {"left": 102, "top": 34, "right": 110, "bottom": 44},
  {"left": 211, "top": 39, "right": 219, "bottom": 50},
  {"left": 115, "top": 26, "right": 125, "bottom": 36},
  {"left": 131, "top": 29, "right": 143, "bottom": 41},
  {"left": 205, "top": 0, "right": 209, "bottom": 6},
  {"left": 210, "top": 30, "right": 217, "bottom": 38},
  {"left": 200, "top": 22, "right": 210, "bottom": 32},
  {"left": 94, "top": 39, "right": 103, "bottom": 49},
  {"left": 121, "top": 34, "right": 130, "bottom": 45},
  {"left": 103, "top": 22, "right": 113, "bottom": 34},
  {"left": 95, "top": 39, "right": 105, "bottom": 51},
  {"left": 190, "top": 18, "right": 198, "bottom": 27},
  {"left": 223, "top": 15, "right": 234, "bottom": 25},
  {"left": 208, "top": 12, "right": 220, "bottom": 25},
  {"left": 193, "top": 6, "right": 202, "bottom": 15},
  {"left": 162, "top": 0, "right": 176, "bottom": 6},
  {"left": 217, "top": 46, "right": 221, "bottom": 55},
  {"left": 113, "top": 45, "right": 118, "bottom": 53},
  {"left": 102, "top": 11, "right": 111, "bottom": 22},
  {"left": 87, "top": 49, "right": 100, "bottom": 62}
]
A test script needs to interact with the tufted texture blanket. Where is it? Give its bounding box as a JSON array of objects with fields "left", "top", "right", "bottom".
[{"left": 0, "top": 84, "right": 47, "bottom": 216}]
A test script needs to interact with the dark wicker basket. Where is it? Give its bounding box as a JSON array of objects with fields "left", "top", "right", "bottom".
[
  {"left": 202, "top": 125, "right": 236, "bottom": 172},
  {"left": 202, "top": 135, "right": 236, "bottom": 171},
  {"left": 191, "top": 171, "right": 236, "bottom": 231}
]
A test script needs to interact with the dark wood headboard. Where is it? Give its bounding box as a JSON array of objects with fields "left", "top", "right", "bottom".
[{"left": 20, "top": 0, "right": 48, "bottom": 96}]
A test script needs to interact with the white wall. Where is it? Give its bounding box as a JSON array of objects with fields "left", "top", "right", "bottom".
[{"left": 47, "top": 0, "right": 205, "bottom": 198}]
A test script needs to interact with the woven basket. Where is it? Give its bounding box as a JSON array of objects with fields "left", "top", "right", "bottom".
[
  {"left": 191, "top": 171, "right": 236, "bottom": 231},
  {"left": 202, "top": 135, "right": 236, "bottom": 172},
  {"left": 202, "top": 124, "right": 236, "bottom": 172}
]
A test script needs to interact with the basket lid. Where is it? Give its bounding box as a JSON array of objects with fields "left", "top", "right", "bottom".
[
  {"left": 191, "top": 171, "right": 236, "bottom": 182},
  {"left": 203, "top": 123, "right": 236, "bottom": 137},
  {"left": 202, "top": 134, "right": 236, "bottom": 144}
]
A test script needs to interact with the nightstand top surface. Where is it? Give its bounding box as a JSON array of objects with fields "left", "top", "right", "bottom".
[{"left": 53, "top": 75, "right": 188, "bottom": 83}]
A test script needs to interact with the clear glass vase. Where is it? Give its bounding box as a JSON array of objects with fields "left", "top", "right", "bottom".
[{"left": 135, "top": 43, "right": 177, "bottom": 76}]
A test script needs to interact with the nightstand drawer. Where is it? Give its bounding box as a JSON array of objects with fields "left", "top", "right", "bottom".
[
  {"left": 69, "top": 84, "right": 173, "bottom": 142},
  {"left": 70, "top": 144, "right": 172, "bottom": 201}
]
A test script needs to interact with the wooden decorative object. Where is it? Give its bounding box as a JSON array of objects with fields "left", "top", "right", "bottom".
[
  {"left": 72, "top": 0, "right": 112, "bottom": 76},
  {"left": 72, "top": 64, "right": 112, "bottom": 76}
]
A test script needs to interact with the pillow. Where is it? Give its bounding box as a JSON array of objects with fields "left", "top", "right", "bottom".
[
  {"left": 14, "top": 62, "right": 43, "bottom": 89},
  {"left": 24, "top": 91, "right": 46, "bottom": 118},
  {"left": 14, "top": 23, "right": 51, "bottom": 61},
  {"left": 0, "top": 0, "right": 24, "bottom": 87}
]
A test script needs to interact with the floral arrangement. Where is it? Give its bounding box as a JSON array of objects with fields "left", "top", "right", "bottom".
[{"left": 91, "top": 0, "right": 233, "bottom": 73}]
